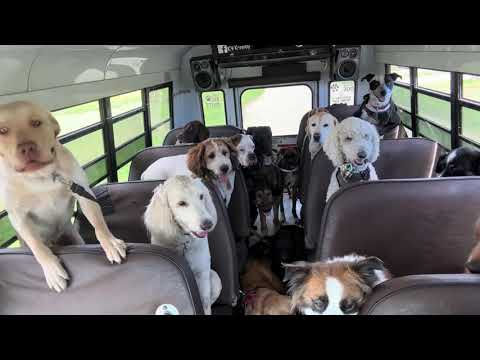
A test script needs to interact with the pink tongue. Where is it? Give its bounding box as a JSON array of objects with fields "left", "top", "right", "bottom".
[{"left": 193, "top": 231, "right": 208, "bottom": 238}]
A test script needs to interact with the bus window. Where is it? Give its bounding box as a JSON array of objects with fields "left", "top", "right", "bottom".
[
  {"left": 329, "top": 80, "right": 355, "bottom": 106},
  {"left": 110, "top": 90, "right": 142, "bottom": 117},
  {"left": 241, "top": 85, "right": 312, "bottom": 136},
  {"left": 201, "top": 91, "right": 227, "bottom": 126},
  {"left": 53, "top": 101, "right": 101, "bottom": 137},
  {"left": 462, "top": 74, "right": 480, "bottom": 103},
  {"left": 417, "top": 68, "right": 451, "bottom": 94},
  {"left": 389, "top": 65, "right": 410, "bottom": 85}
]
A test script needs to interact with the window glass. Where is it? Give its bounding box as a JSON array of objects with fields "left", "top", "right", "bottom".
[
  {"left": 84, "top": 158, "right": 108, "bottom": 185},
  {"left": 398, "top": 109, "right": 412, "bottom": 129},
  {"left": 418, "top": 120, "right": 451, "bottom": 149},
  {"left": 389, "top": 65, "right": 410, "bottom": 84},
  {"left": 110, "top": 90, "right": 142, "bottom": 117},
  {"left": 392, "top": 86, "right": 411, "bottom": 111},
  {"left": 53, "top": 101, "right": 101, "bottom": 137},
  {"left": 417, "top": 68, "right": 451, "bottom": 94},
  {"left": 152, "top": 122, "right": 171, "bottom": 146},
  {"left": 462, "top": 74, "right": 480, "bottom": 102},
  {"left": 417, "top": 94, "right": 451, "bottom": 129},
  {"left": 329, "top": 81, "right": 355, "bottom": 106},
  {"left": 64, "top": 130, "right": 105, "bottom": 166},
  {"left": 117, "top": 161, "right": 132, "bottom": 182},
  {"left": 113, "top": 113, "right": 145, "bottom": 148},
  {"left": 461, "top": 107, "right": 480, "bottom": 143},
  {"left": 150, "top": 87, "right": 171, "bottom": 127},
  {"left": 115, "top": 136, "right": 146, "bottom": 167},
  {"left": 202, "top": 91, "right": 227, "bottom": 126},
  {"left": 0, "top": 215, "right": 16, "bottom": 248},
  {"left": 241, "top": 85, "right": 312, "bottom": 136}
]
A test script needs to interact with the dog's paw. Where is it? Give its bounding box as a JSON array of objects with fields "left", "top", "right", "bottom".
[
  {"left": 101, "top": 237, "right": 127, "bottom": 264},
  {"left": 40, "top": 254, "right": 69, "bottom": 293}
]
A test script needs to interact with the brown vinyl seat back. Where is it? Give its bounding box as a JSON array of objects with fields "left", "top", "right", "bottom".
[
  {"left": 360, "top": 275, "right": 480, "bottom": 315},
  {"left": 304, "top": 138, "right": 442, "bottom": 248},
  {"left": 163, "top": 125, "right": 243, "bottom": 146},
  {"left": 314, "top": 177, "right": 480, "bottom": 276},
  {"left": 0, "top": 244, "right": 203, "bottom": 314},
  {"left": 74, "top": 180, "right": 239, "bottom": 307}
]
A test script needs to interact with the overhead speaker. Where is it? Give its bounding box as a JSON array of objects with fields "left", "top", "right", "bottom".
[
  {"left": 331, "top": 46, "right": 361, "bottom": 81},
  {"left": 190, "top": 56, "right": 220, "bottom": 92}
]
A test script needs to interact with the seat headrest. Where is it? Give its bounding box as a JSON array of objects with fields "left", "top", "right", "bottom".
[
  {"left": 315, "top": 177, "right": 480, "bottom": 276},
  {"left": 361, "top": 274, "right": 480, "bottom": 315},
  {"left": 163, "top": 125, "right": 243, "bottom": 146},
  {"left": 0, "top": 244, "right": 203, "bottom": 314}
]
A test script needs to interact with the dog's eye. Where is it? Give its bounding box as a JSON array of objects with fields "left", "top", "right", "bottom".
[
  {"left": 312, "top": 296, "right": 328, "bottom": 312},
  {"left": 222, "top": 151, "right": 228, "bottom": 156},
  {"left": 31, "top": 120, "right": 42, "bottom": 128},
  {"left": 208, "top": 153, "right": 215, "bottom": 159},
  {"left": 240, "top": 148, "right": 245, "bottom": 152},
  {"left": 363, "top": 134, "right": 369, "bottom": 139},
  {"left": 340, "top": 299, "right": 358, "bottom": 314},
  {"left": 345, "top": 137, "right": 353, "bottom": 142},
  {"left": 323, "top": 123, "right": 329, "bottom": 128},
  {"left": 0, "top": 127, "right": 9, "bottom": 135},
  {"left": 311, "top": 123, "right": 316, "bottom": 127},
  {"left": 177, "top": 201, "right": 188, "bottom": 207},
  {"left": 199, "top": 194, "right": 204, "bottom": 200}
]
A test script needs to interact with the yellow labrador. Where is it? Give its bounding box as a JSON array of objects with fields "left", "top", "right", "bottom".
[{"left": 0, "top": 101, "right": 127, "bottom": 292}]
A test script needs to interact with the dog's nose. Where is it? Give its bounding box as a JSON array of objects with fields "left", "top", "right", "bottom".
[
  {"left": 220, "top": 164, "right": 229, "bottom": 174},
  {"left": 17, "top": 142, "right": 38, "bottom": 160},
  {"left": 357, "top": 150, "right": 367, "bottom": 159},
  {"left": 313, "top": 133, "right": 320, "bottom": 141},
  {"left": 380, "top": 90, "right": 387, "bottom": 96},
  {"left": 248, "top": 153, "right": 257, "bottom": 161},
  {"left": 201, "top": 219, "right": 213, "bottom": 231}
]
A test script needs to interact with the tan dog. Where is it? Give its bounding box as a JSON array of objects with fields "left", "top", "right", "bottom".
[
  {"left": 305, "top": 108, "right": 338, "bottom": 160},
  {"left": 0, "top": 101, "right": 127, "bottom": 293},
  {"left": 240, "top": 240, "right": 292, "bottom": 315}
]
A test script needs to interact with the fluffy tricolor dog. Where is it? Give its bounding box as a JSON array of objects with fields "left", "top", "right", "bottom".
[
  {"left": 0, "top": 101, "right": 126, "bottom": 293},
  {"left": 305, "top": 108, "right": 338, "bottom": 160},
  {"left": 355, "top": 73, "right": 403, "bottom": 138},
  {"left": 144, "top": 175, "right": 221, "bottom": 315},
  {"left": 284, "top": 254, "right": 392, "bottom": 315},
  {"left": 141, "top": 137, "right": 241, "bottom": 206},
  {"left": 324, "top": 117, "right": 380, "bottom": 202}
]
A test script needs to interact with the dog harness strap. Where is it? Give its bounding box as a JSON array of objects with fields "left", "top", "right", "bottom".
[
  {"left": 336, "top": 165, "right": 371, "bottom": 187},
  {"left": 52, "top": 172, "right": 98, "bottom": 203}
]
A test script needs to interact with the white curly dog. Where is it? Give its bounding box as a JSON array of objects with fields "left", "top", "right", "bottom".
[
  {"left": 324, "top": 117, "right": 380, "bottom": 202},
  {"left": 144, "top": 175, "right": 222, "bottom": 315}
]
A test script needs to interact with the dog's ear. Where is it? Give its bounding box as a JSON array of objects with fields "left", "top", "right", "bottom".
[
  {"left": 144, "top": 182, "right": 178, "bottom": 240},
  {"left": 368, "top": 123, "right": 381, "bottom": 163},
  {"left": 223, "top": 138, "right": 238, "bottom": 157},
  {"left": 229, "top": 134, "right": 243, "bottom": 147},
  {"left": 283, "top": 261, "right": 312, "bottom": 295},
  {"left": 350, "top": 256, "right": 390, "bottom": 288},
  {"left": 48, "top": 113, "right": 61, "bottom": 138},
  {"left": 361, "top": 73, "right": 375, "bottom": 83},
  {"left": 435, "top": 152, "right": 448, "bottom": 173},
  {"left": 323, "top": 123, "right": 343, "bottom": 166},
  {"left": 187, "top": 141, "right": 207, "bottom": 178},
  {"left": 388, "top": 73, "right": 402, "bottom": 82}
]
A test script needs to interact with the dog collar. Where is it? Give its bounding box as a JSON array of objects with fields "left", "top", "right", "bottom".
[
  {"left": 52, "top": 172, "right": 98, "bottom": 203},
  {"left": 336, "top": 164, "right": 370, "bottom": 187}
]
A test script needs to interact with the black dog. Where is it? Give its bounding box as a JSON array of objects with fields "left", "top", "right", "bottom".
[
  {"left": 276, "top": 147, "right": 300, "bottom": 224},
  {"left": 436, "top": 146, "right": 480, "bottom": 177},
  {"left": 176, "top": 120, "right": 210, "bottom": 144}
]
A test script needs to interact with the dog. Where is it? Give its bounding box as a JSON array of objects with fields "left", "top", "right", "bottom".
[
  {"left": 355, "top": 73, "right": 405, "bottom": 138},
  {"left": 435, "top": 146, "right": 480, "bottom": 177},
  {"left": 0, "top": 101, "right": 127, "bottom": 293},
  {"left": 305, "top": 108, "right": 338, "bottom": 160},
  {"left": 240, "top": 239, "right": 292, "bottom": 315},
  {"left": 284, "top": 254, "right": 392, "bottom": 315},
  {"left": 144, "top": 175, "right": 221, "bottom": 315},
  {"left": 176, "top": 120, "right": 210, "bottom": 144},
  {"left": 276, "top": 147, "right": 300, "bottom": 224},
  {"left": 141, "top": 137, "right": 238, "bottom": 206},
  {"left": 229, "top": 133, "right": 257, "bottom": 167},
  {"left": 324, "top": 117, "right": 380, "bottom": 202}
]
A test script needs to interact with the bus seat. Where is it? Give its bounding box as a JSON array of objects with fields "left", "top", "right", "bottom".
[
  {"left": 128, "top": 145, "right": 251, "bottom": 272},
  {"left": 0, "top": 244, "right": 204, "bottom": 314},
  {"left": 360, "top": 274, "right": 480, "bottom": 315},
  {"left": 74, "top": 180, "right": 240, "bottom": 310},
  {"left": 303, "top": 138, "right": 442, "bottom": 249},
  {"left": 163, "top": 125, "right": 243, "bottom": 146},
  {"left": 314, "top": 177, "right": 480, "bottom": 276}
]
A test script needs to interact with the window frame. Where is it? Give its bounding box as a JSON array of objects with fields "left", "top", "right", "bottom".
[
  {"left": 237, "top": 82, "right": 315, "bottom": 135},
  {"left": 200, "top": 89, "right": 228, "bottom": 126}
]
